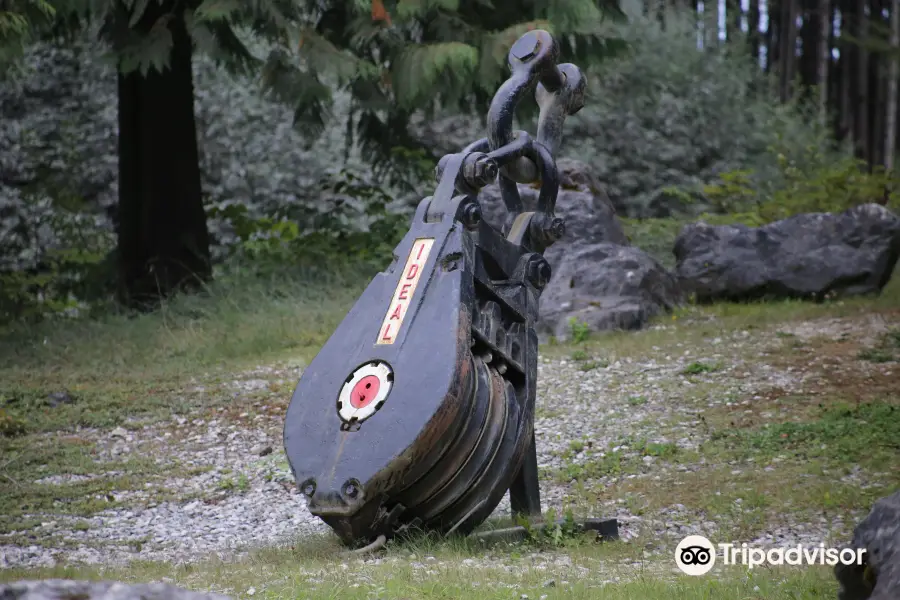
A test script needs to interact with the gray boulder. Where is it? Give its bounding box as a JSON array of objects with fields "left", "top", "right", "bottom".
[
  {"left": 0, "top": 580, "right": 232, "bottom": 600},
  {"left": 476, "top": 157, "right": 629, "bottom": 250},
  {"left": 674, "top": 204, "right": 900, "bottom": 303},
  {"left": 835, "top": 490, "right": 900, "bottom": 600},
  {"left": 538, "top": 243, "right": 683, "bottom": 339},
  {"left": 477, "top": 159, "right": 682, "bottom": 339}
]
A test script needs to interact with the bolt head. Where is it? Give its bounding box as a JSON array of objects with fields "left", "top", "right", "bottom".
[
  {"left": 463, "top": 202, "right": 482, "bottom": 229},
  {"left": 342, "top": 481, "right": 359, "bottom": 499},
  {"left": 527, "top": 258, "right": 552, "bottom": 289},
  {"left": 549, "top": 217, "right": 566, "bottom": 240},
  {"left": 301, "top": 480, "right": 316, "bottom": 496},
  {"left": 475, "top": 157, "right": 498, "bottom": 184}
]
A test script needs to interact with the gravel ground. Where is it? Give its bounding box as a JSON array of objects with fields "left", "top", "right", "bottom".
[{"left": 1, "top": 316, "right": 895, "bottom": 570}]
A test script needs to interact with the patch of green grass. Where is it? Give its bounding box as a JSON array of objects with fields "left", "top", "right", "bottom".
[
  {"left": 858, "top": 347, "right": 894, "bottom": 362},
  {"left": 640, "top": 441, "right": 679, "bottom": 459},
  {"left": 0, "top": 268, "right": 367, "bottom": 388},
  {"left": 0, "top": 530, "right": 840, "bottom": 598},
  {"left": 555, "top": 450, "right": 640, "bottom": 483},
  {"left": 707, "top": 399, "right": 900, "bottom": 468},
  {"left": 0, "top": 268, "right": 368, "bottom": 532},
  {"left": 681, "top": 361, "right": 721, "bottom": 375},
  {"left": 570, "top": 350, "right": 588, "bottom": 361},
  {"left": 0, "top": 432, "right": 190, "bottom": 534},
  {"left": 218, "top": 473, "right": 251, "bottom": 493},
  {"left": 578, "top": 360, "right": 606, "bottom": 372},
  {"left": 627, "top": 395, "right": 648, "bottom": 406},
  {"left": 857, "top": 328, "right": 900, "bottom": 362},
  {"left": 72, "top": 520, "right": 91, "bottom": 532},
  {"left": 0, "top": 386, "right": 203, "bottom": 434},
  {"left": 0, "top": 407, "right": 26, "bottom": 436},
  {"left": 569, "top": 439, "right": 586, "bottom": 454}
]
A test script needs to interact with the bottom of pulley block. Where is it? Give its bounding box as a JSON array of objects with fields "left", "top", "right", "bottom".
[{"left": 471, "top": 517, "right": 620, "bottom": 546}]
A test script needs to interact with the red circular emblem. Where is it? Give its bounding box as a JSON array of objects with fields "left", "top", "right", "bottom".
[{"left": 350, "top": 375, "right": 381, "bottom": 409}]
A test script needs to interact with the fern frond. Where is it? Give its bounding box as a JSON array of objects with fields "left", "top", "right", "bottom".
[
  {"left": 245, "top": 0, "right": 290, "bottom": 30},
  {"left": 396, "top": 0, "right": 460, "bottom": 20},
  {"left": 356, "top": 109, "right": 434, "bottom": 190},
  {"left": 295, "top": 26, "right": 380, "bottom": 82},
  {"left": 114, "top": 13, "right": 175, "bottom": 75},
  {"left": 0, "top": 0, "right": 56, "bottom": 70},
  {"left": 193, "top": 0, "right": 242, "bottom": 23},
  {"left": 536, "top": 0, "right": 625, "bottom": 31},
  {"left": 185, "top": 15, "right": 259, "bottom": 75},
  {"left": 391, "top": 41, "right": 478, "bottom": 109},
  {"left": 421, "top": 10, "right": 478, "bottom": 43},
  {"left": 261, "top": 49, "right": 333, "bottom": 144}
]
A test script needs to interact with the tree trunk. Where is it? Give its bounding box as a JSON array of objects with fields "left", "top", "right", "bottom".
[
  {"left": 886, "top": 0, "right": 900, "bottom": 183},
  {"left": 818, "top": 0, "right": 831, "bottom": 124},
  {"left": 872, "top": 53, "right": 886, "bottom": 167},
  {"left": 799, "top": 0, "right": 819, "bottom": 90},
  {"left": 116, "top": 1, "right": 211, "bottom": 308},
  {"left": 856, "top": 0, "right": 870, "bottom": 162},
  {"left": 749, "top": 0, "right": 762, "bottom": 61},
  {"left": 780, "top": 0, "right": 799, "bottom": 101},
  {"left": 726, "top": 0, "right": 742, "bottom": 40},
  {"left": 838, "top": 0, "right": 854, "bottom": 140},
  {"left": 767, "top": 0, "right": 781, "bottom": 73},
  {"left": 712, "top": 0, "right": 720, "bottom": 45}
]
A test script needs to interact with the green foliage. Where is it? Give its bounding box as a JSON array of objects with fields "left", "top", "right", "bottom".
[
  {"left": 857, "top": 329, "right": 900, "bottom": 363},
  {"left": 259, "top": 0, "right": 626, "bottom": 186},
  {"left": 680, "top": 361, "right": 721, "bottom": 375},
  {"left": 566, "top": 6, "right": 843, "bottom": 218},
  {"left": 714, "top": 401, "right": 900, "bottom": 467},
  {"left": 0, "top": 192, "right": 115, "bottom": 326},
  {"left": 31, "top": 0, "right": 270, "bottom": 77},
  {"left": 568, "top": 317, "right": 591, "bottom": 343},
  {"left": 0, "top": 0, "right": 55, "bottom": 78},
  {"left": 0, "top": 407, "right": 27, "bottom": 437},
  {"left": 701, "top": 146, "right": 899, "bottom": 224},
  {"left": 209, "top": 168, "right": 410, "bottom": 278},
  {"left": 516, "top": 507, "right": 582, "bottom": 547}
]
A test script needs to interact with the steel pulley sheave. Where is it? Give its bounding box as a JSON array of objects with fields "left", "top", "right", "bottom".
[{"left": 282, "top": 29, "right": 587, "bottom": 548}]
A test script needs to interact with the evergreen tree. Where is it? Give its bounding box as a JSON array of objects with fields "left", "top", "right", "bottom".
[
  {"left": 15, "top": 0, "right": 292, "bottom": 307},
  {"left": 6, "top": 0, "right": 624, "bottom": 307},
  {"left": 259, "top": 0, "right": 627, "bottom": 184}
]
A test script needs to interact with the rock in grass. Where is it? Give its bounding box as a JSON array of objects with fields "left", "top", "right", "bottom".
[
  {"left": 834, "top": 490, "right": 900, "bottom": 600},
  {"left": 537, "top": 243, "right": 683, "bottom": 340},
  {"left": 477, "top": 159, "right": 682, "bottom": 339},
  {"left": 674, "top": 204, "right": 900, "bottom": 303},
  {"left": 0, "top": 581, "right": 232, "bottom": 600}
]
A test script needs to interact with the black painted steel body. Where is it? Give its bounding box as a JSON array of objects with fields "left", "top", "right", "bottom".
[{"left": 283, "top": 30, "right": 587, "bottom": 547}]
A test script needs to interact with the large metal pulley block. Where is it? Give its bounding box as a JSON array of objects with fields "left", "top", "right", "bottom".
[{"left": 283, "top": 29, "right": 600, "bottom": 548}]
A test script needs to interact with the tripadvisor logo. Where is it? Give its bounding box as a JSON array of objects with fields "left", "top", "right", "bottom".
[
  {"left": 675, "top": 535, "right": 866, "bottom": 575},
  {"left": 675, "top": 535, "right": 716, "bottom": 576}
]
